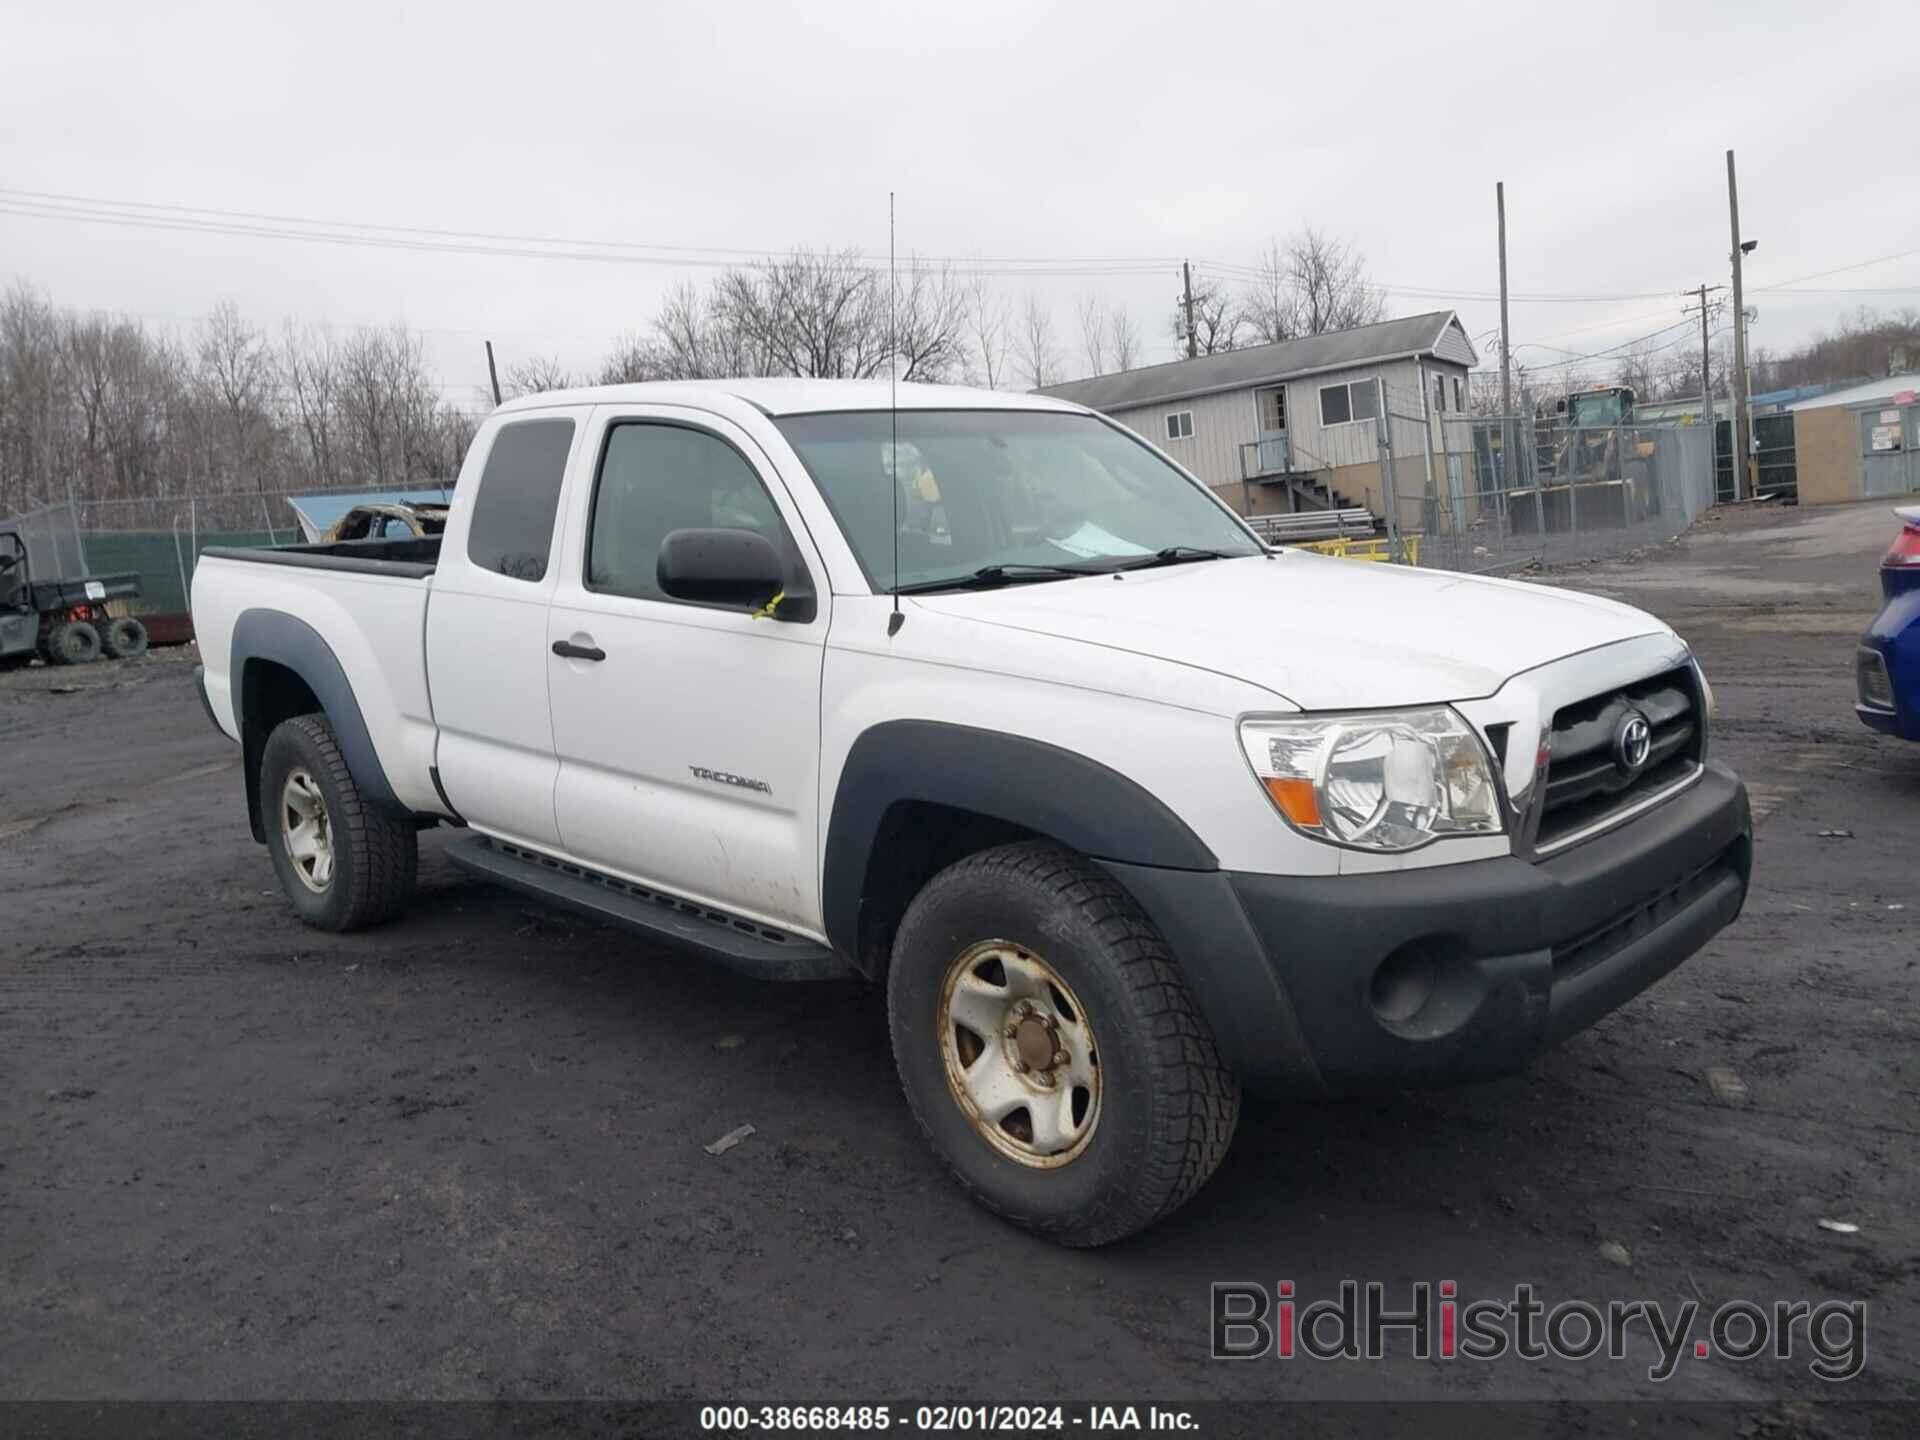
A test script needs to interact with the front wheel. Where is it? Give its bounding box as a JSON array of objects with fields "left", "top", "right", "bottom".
[
  {"left": 886, "top": 841, "right": 1239, "bottom": 1247},
  {"left": 259, "top": 713, "right": 417, "bottom": 931}
]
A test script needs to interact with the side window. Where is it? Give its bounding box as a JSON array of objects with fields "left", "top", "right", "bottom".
[
  {"left": 587, "top": 422, "right": 790, "bottom": 604},
  {"left": 466, "top": 418, "right": 575, "bottom": 582}
]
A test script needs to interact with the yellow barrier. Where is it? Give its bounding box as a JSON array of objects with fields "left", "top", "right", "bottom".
[{"left": 1300, "top": 535, "right": 1421, "bottom": 566}]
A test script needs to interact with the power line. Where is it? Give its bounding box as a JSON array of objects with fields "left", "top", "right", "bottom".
[
  {"left": 0, "top": 189, "right": 1180, "bottom": 277},
  {"left": 15, "top": 181, "right": 1911, "bottom": 302},
  {"left": 1750, "top": 245, "right": 1920, "bottom": 292}
]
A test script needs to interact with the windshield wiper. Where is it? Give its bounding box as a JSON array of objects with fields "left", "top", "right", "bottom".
[
  {"left": 893, "top": 563, "right": 1105, "bottom": 596},
  {"left": 1113, "top": 545, "right": 1232, "bottom": 572}
]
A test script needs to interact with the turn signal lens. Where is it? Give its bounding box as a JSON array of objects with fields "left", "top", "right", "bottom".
[{"left": 1262, "top": 776, "right": 1323, "bottom": 828}]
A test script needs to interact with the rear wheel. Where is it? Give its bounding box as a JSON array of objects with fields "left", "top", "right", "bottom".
[
  {"left": 886, "top": 841, "right": 1239, "bottom": 1247},
  {"left": 100, "top": 615, "right": 148, "bottom": 660},
  {"left": 46, "top": 621, "right": 100, "bottom": 666},
  {"left": 259, "top": 713, "right": 417, "bottom": 931}
]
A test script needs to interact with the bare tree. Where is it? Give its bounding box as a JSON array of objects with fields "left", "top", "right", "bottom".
[
  {"left": 280, "top": 323, "right": 342, "bottom": 488},
  {"left": 195, "top": 302, "right": 272, "bottom": 489},
  {"left": 1076, "top": 293, "right": 1108, "bottom": 377},
  {"left": 717, "top": 248, "right": 888, "bottom": 380},
  {"left": 1240, "top": 240, "right": 1296, "bottom": 345},
  {"left": 1174, "top": 277, "right": 1243, "bottom": 356},
  {"left": 651, "top": 280, "right": 764, "bottom": 379},
  {"left": 1107, "top": 305, "right": 1142, "bottom": 371},
  {"left": 1016, "top": 294, "right": 1063, "bottom": 388},
  {"left": 499, "top": 354, "right": 575, "bottom": 398},
  {"left": 963, "top": 273, "right": 1011, "bottom": 389},
  {"left": 1281, "top": 226, "right": 1386, "bottom": 336},
  {"left": 892, "top": 262, "right": 969, "bottom": 383},
  {"left": 595, "top": 332, "right": 670, "bottom": 385}
]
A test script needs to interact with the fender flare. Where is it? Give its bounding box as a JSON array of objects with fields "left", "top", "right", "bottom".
[
  {"left": 232, "top": 607, "right": 408, "bottom": 842},
  {"left": 820, "top": 719, "right": 1217, "bottom": 959}
]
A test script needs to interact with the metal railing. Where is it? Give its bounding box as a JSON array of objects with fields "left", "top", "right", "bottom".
[{"left": 1238, "top": 436, "right": 1293, "bottom": 479}]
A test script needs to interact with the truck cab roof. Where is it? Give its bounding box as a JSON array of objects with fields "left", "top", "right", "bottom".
[{"left": 491, "top": 378, "right": 1087, "bottom": 419}]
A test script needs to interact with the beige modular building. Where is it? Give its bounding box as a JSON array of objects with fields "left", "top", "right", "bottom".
[
  {"left": 1789, "top": 375, "right": 1920, "bottom": 505},
  {"left": 1035, "top": 311, "right": 1480, "bottom": 521}
]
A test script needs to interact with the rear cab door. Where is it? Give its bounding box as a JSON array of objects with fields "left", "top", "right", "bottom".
[
  {"left": 426, "top": 408, "right": 583, "bottom": 847},
  {"left": 544, "top": 403, "right": 833, "bottom": 936}
]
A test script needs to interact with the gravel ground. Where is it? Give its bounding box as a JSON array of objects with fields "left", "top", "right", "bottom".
[{"left": 1, "top": 500, "right": 1914, "bottom": 1426}]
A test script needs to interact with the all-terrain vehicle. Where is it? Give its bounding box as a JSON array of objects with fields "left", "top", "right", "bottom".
[{"left": 0, "top": 529, "right": 149, "bottom": 669}]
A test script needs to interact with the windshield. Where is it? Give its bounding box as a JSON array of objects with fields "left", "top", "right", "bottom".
[
  {"left": 1569, "top": 391, "right": 1630, "bottom": 428},
  {"left": 774, "top": 409, "right": 1263, "bottom": 591}
]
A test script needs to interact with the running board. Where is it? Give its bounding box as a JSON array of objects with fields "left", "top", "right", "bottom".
[{"left": 446, "top": 836, "right": 849, "bottom": 982}]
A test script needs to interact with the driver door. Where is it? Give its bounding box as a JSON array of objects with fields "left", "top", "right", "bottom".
[{"left": 545, "top": 406, "right": 830, "bottom": 936}]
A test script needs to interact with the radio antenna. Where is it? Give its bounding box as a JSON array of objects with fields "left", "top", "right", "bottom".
[{"left": 886, "top": 191, "right": 904, "bottom": 637}]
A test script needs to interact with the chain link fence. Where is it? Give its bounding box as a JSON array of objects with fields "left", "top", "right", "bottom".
[
  {"left": 2, "top": 482, "right": 452, "bottom": 620},
  {"left": 1394, "top": 413, "right": 1718, "bottom": 574},
  {"left": 1282, "top": 384, "right": 1722, "bottom": 575}
]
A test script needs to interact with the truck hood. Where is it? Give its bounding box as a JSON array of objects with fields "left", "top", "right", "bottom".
[{"left": 909, "top": 551, "right": 1669, "bottom": 711}]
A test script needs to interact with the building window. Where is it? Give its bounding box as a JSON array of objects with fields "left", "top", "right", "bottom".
[
  {"left": 1165, "top": 410, "right": 1193, "bottom": 440},
  {"left": 1434, "top": 374, "right": 1447, "bottom": 413},
  {"left": 1453, "top": 376, "right": 1464, "bottom": 412},
  {"left": 1318, "top": 379, "right": 1379, "bottom": 427}
]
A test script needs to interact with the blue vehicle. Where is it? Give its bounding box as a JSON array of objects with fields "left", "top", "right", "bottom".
[{"left": 1857, "top": 505, "right": 1920, "bottom": 741}]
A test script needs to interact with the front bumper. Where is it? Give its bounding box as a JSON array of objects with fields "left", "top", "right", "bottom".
[
  {"left": 1105, "top": 761, "right": 1751, "bottom": 1097},
  {"left": 1857, "top": 589, "right": 1920, "bottom": 741}
]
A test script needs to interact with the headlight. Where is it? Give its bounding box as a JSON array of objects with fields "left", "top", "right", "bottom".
[{"left": 1238, "top": 707, "right": 1503, "bottom": 852}]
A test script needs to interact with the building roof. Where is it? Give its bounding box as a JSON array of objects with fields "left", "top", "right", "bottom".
[
  {"left": 494, "top": 378, "right": 1083, "bottom": 418},
  {"left": 1032, "top": 310, "right": 1475, "bottom": 413},
  {"left": 1785, "top": 374, "right": 1920, "bottom": 413}
]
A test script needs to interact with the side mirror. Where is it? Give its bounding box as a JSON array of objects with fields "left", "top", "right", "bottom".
[{"left": 657, "top": 528, "right": 788, "bottom": 611}]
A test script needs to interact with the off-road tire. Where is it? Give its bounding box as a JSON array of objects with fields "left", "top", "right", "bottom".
[
  {"left": 46, "top": 620, "right": 100, "bottom": 666},
  {"left": 100, "top": 615, "right": 148, "bottom": 660},
  {"left": 887, "top": 840, "right": 1239, "bottom": 1247},
  {"left": 259, "top": 713, "right": 417, "bottom": 931}
]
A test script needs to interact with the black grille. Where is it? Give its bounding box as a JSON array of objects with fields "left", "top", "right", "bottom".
[{"left": 1535, "top": 666, "right": 1701, "bottom": 852}]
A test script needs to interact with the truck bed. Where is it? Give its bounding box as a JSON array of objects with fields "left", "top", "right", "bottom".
[{"left": 199, "top": 534, "right": 440, "bottom": 578}]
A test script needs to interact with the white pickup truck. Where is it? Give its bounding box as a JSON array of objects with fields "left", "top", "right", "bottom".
[{"left": 191, "top": 380, "right": 1751, "bottom": 1245}]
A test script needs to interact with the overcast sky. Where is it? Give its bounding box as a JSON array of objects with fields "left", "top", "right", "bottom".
[{"left": 3, "top": 0, "right": 1915, "bottom": 408}]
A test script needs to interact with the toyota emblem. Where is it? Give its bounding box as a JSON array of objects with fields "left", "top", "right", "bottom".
[{"left": 1614, "top": 711, "right": 1652, "bottom": 775}]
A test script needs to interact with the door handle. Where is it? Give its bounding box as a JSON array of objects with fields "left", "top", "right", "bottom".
[{"left": 551, "top": 640, "right": 606, "bottom": 662}]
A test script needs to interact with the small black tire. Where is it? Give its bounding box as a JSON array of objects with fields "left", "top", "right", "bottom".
[
  {"left": 259, "top": 713, "right": 417, "bottom": 932},
  {"left": 46, "top": 621, "right": 101, "bottom": 666},
  {"left": 100, "top": 615, "right": 149, "bottom": 660},
  {"left": 886, "top": 841, "right": 1240, "bottom": 1247}
]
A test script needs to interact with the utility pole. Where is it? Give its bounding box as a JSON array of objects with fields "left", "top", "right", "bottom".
[
  {"left": 1497, "top": 180, "right": 1514, "bottom": 491},
  {"left": 1688, "top": 283, "right": 1725, "bottom": 501},
  {"left": 1726, "top": 150, "right": 1750, "bottom": 502},
  {"left": 1181, "top": 261, "right": 1197, "bottom": 360},
  {"left": 1497, "top": 182, "right": 1512, "bottom": 418},
  {"left": 484, "top": 340, "right": 503, "bottom": 406}
]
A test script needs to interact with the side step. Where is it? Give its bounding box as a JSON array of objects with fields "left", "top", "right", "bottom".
[{"left": 446, "top": 835, "right": 849, "bottom": 982}]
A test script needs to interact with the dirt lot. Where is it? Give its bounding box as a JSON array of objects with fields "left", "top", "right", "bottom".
[{"left": 1, "top": 500, "right": 1915, "bottom": 1423}]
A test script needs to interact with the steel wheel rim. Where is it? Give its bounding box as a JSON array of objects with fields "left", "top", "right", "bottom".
[
  {"left": 280, "top": 768, "right": 334, "bottom": 893},
  {"left": 938, "top": 939, "right": 1101, "bottom": 1169}
]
